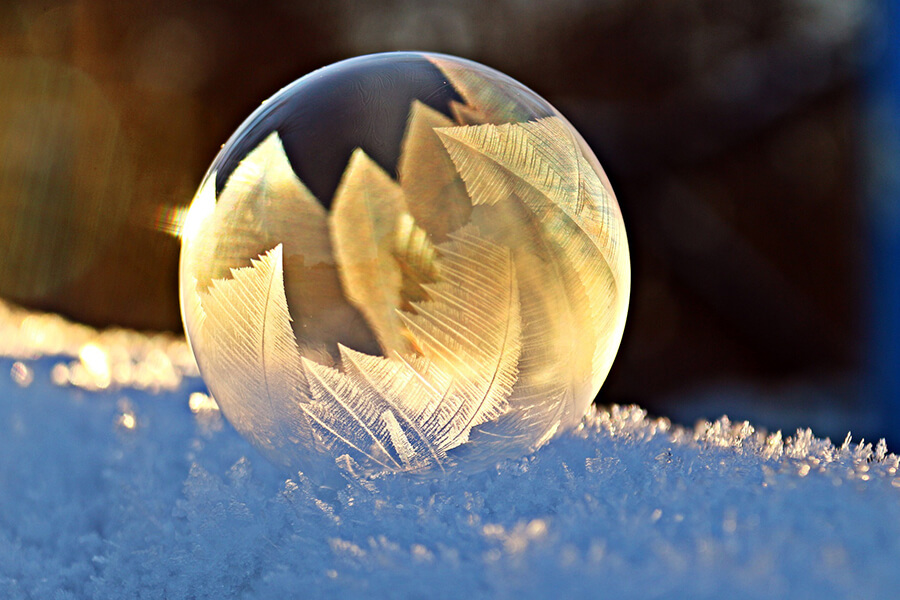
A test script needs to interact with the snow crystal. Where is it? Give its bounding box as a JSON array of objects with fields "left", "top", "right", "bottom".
[{"left": 2, "top": 353, "right": 900, "bottom": 599}]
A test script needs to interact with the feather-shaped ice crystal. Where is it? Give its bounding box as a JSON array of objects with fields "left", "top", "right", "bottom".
[{"left": 179, "top": 52, "right": 630, "bottom": 481}]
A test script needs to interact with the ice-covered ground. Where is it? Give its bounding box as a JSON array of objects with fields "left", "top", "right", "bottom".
[{"left": 2, "top": 304, "right": 900, "bottom": 598}]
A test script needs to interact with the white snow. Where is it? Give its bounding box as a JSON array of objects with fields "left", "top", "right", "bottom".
[{"left": 2, "top": 307, "right": 900, "bottom": 598}]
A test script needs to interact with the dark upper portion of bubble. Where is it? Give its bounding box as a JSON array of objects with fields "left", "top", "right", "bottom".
[{"left": 213, "top": 53, "right": 464, "bottom": 207}]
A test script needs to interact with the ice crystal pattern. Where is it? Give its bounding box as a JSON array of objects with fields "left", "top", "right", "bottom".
[{"left": 180, "top": 52, "right": 630, "bottom": 479}]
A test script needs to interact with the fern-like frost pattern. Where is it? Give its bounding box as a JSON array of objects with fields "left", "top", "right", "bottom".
[{"left": 180, "top": 53, "right": 629, "bottom": 479}]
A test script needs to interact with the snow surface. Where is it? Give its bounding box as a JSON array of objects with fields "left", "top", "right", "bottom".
[{"left": 2, "top": 355, "right": 900, "bottom": 599}]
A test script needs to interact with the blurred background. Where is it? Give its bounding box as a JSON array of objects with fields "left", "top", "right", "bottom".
[{"left": 0, "top": 0, "right": 896, "bottom": 444}]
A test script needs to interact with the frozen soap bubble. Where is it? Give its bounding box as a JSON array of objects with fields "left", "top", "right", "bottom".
[{"left": 179, "top": 52, "right": 630, "bottom": 480}]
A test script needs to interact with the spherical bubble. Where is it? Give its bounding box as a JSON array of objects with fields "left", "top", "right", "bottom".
[{"left": 179, "top": 52, "right": 630, "bottom": 481}]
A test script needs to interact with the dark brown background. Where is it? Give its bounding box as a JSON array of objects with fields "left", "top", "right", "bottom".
[{"left": 0, "top": 0, "right": 879, "bottom": 438}]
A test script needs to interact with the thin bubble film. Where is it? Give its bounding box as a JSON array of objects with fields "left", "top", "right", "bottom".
[{"left": 179, "top": 52, "right": 630, "bottom": 479}]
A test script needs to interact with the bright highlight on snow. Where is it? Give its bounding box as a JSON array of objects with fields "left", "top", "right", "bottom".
[
  {"left": 179, "top": 52, "right": 630, "bottom": 479},
  {"left": 0, "top": 298, "right": 197, "bottom": 392}
]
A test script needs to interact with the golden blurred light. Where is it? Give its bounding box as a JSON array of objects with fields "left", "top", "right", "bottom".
[
  {"left": 78, "top": 342, "right": 111, "bottom": 389},
  {"left": 154, "top": 204, "right": 192, "bottom": 238},
  {"left": 117, "top": 411, "right": 137, "bottom": 430},
  {"left": 50, "top": 363, "right": 70, "bottom": 386},
  {"left": 10, "top": 361, "right": 33, "bottom": 387},
  {"left": 188, "top": 392, "right": 219, "bottom": 413},
  {"left": 0, "top": 298, "right": 198, "bottom": 392},
  {"left": 116, "top": 398, "right": 137, "bottom": 430},
  {"left": 189, "top": 391, "right": 223, "bottom": 433},
  {"left": 179, "top": 177, "right": 215, "bottom": 241}
]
